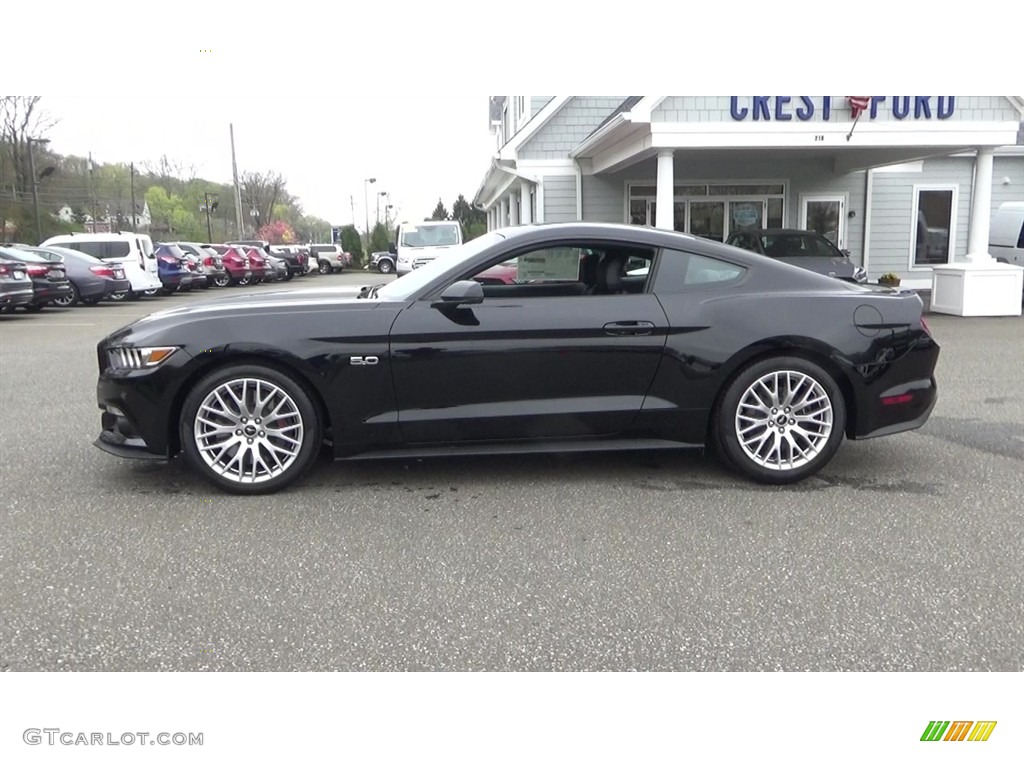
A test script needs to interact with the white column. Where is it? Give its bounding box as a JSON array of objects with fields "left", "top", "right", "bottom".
[
  {"left": 497, "top": 198, "right": 506, "bottom": 228},
  {"left": 519, "top": 181, "right": 532, "bottom": 224},
  {"left": 509, "top": 192, "right": 520, "bottom": 226},
  {"left": 656, "top": 150, "right": 674, "bottom": 230},
  {"left": 966, "top": 147, "right": 995, "bottom": 261}
]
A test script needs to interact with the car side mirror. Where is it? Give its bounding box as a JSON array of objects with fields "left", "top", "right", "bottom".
[
  {"left": 388, "top": 242, "right": 397, "bottom": 255},
  {"left": 432, "top": 280, "right": 484, "bottom": 308}
]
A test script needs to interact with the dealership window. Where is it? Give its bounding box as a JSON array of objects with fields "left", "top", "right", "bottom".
[
  {"left": 628, "top": 183, "right": 785, "bottom": 241},
  {"left": 911, "top": 186, "right": 957, "bottom": 268}
]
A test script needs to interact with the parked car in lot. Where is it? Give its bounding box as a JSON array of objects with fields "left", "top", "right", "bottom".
[
  {"left": 471, "top": 257, "right": 518, "bottom": 285},
  {"left": 215, "top": 246, "right": 253, "bottom": 285},
  {"left": 153, "top": 244, "right": 195, "bottom": 294},
  {"left": 267, "top": 245, "right": 308, "bottom": 278},
  {"left": 308, "top": 244, "right": 350, "bottom": 274},
  {"left": 239, "top": 247, "right": 268, "bottom": 285},
  {"left": 0, "top": 246, "right": 73, "bottom": 310},
  {"left": 725, "top": 229, "right": 867, "bottom": 284},
  {"left": 989, "top": 200, "right": 1024, "bottom": 267},
  {"left": 0, "top": 256, "right": 34, "bottom": 313},
  {"left": 26, "top": 245, "right": 130, "bottom": 306},
  {"left": 40, "top": 231, "right": 162, "bottom": 300},
  {"left": 92, "top": 222, "right": 939, "bottom": 495},
  {"left": 368, "top": 250, "right": 396, "bottom": 274},
  {"left": 171, "top": 242, "right": 230, "bottom": 288}
]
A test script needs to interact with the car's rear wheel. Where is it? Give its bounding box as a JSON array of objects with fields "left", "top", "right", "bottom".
[
  {"left": 318, "top": 261, "right": 331, "bottom": 275},
  {"left": 53, "top": 283, "right": 79, "bottom": 307},
  {"left": 213, "top": 274, "right": 230, "bottom": 288},
  {"left": 180, "top": 365, "right": 322, "bottom": 495},
  {"left": 715, "top": 356, "right": 846, "bottom": 484}
]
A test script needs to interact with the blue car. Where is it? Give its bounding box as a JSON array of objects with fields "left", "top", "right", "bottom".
[{"left": 154, "top": 244, "right": 195, "bottom": 294}]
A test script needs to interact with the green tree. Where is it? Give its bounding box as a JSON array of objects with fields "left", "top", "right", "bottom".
[
  {"left": 144, "top": 186, "right": 202, "bottom": 239},
  {"left": 429, "top": 198, "right": 449, "bottom": 221},
  {"left": 369, "top": 221, "right": 392, "bottom": 254},
  {"left": 339, "top": 224, "right": 364, "bottom": 265}
]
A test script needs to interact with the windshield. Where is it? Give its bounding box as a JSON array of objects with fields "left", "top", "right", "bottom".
[
  {"left": 376, "top": 232, "right": 506, "bottom": 301},
  {"left": 400, "top": 223, "right": 461, "bottom": 248}
]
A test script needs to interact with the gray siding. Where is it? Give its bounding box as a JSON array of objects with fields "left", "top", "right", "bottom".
[
  {"left": 868, "top": 156, "right": 974, "bottom": 278},
  {"left": 542, "top": 175, "right": 577, "bottom": 222},
  {"left": 581, "top": 175, "right": 622, "bottom": 222},
  {"left": 992, "top": 155, "right": 1024, "bottom": 214},
  {"left": 651, "top": 96, "right": 1021, "bottom": 124},
  {"left": 531, "top": 96, "right": 553, "bottom": 116},
  {"left": 519, "top": 97, "right": 627, "bottom": 160}
]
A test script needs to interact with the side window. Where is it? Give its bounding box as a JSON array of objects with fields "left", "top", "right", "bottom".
[
  {"left": 685, "top": 254, "right": 746, "bottom": 285},
  {"left": 105, "top": 241, "right": 131, "bottom": 259},
  {"left": 1017, "top": 221, "right": 1024, "bottom": 250},
  {"left": 653, "top": 249, "right": 747, "bottom": 292},
  {"left": 464, "top": 243, "right": 655, "bottom": 295},
  {"left": 76, "top": 242, "right": 103, "bottom": 258}
]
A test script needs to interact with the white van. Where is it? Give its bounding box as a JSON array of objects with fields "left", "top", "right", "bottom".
[
  {"left": 40, "top": 232, "right": 162, "bottom": 298},
  {"left": 989, "top": 201, "right": 1024, "bottom": 267},
  {"left": 393, "top": 220, "right": 464, "bottom": 276}
]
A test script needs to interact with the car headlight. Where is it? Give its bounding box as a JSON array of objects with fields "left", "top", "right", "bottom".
[{"left": 109, "top": 346, "right": 179, "bottom": 369}]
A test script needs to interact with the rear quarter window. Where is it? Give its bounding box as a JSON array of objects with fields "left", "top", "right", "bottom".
[{"left": 651, "top": 249, "right": 747, "bottom": 293}]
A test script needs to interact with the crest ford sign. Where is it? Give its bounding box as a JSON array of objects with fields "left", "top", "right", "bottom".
[{"left": 729, "top": 96, "right": 956, "bottom": 121}]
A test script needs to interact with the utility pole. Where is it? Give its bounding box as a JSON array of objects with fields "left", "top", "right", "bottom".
[
  {"left": 88, "top": 152, "right": 97, "bottom": 232},
  {"left": 130, "top": 163, "right": 136, "bottom": 231},
  {"left": 203, "top": 192, "right": 218, "bottom": 241},
  {"left": 230, "top": 124, "right": 244, "bottom": 240}
]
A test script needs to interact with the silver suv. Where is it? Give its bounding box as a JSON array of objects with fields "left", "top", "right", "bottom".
[{"left": 308, "top": 244, "right": 350, "bottom": 274}]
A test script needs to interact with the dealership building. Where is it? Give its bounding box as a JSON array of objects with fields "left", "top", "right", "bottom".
[{"left": 473, "top": 96, "right": 1024, "bottom": 303}]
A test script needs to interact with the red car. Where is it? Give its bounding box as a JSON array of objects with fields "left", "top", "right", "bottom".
[
  {"left": 218, "top": 246, "right": 253, "bottom": 286},
  {"left": 241, "top": 248, "right": 268, "bottom": 284},
  {"left": 472, "top": 258, "right": 519, "bottom": 285}
]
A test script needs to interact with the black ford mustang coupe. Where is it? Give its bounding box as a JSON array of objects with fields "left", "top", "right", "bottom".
[{"left": 94, "top": 222, "right": 939, "bottom": 494}]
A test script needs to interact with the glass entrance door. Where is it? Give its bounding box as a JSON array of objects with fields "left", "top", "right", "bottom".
[
  {"left": 800, "top": 196, "right": 846, "bottom": 249},
  {"left": 689, "top": 201, "right": 725, "bottom": 241},
  {"left": 728, "top": 200, "right": 765, "bottom": 236}
]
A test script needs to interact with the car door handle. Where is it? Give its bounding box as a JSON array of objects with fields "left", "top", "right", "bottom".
[{"left": 603, "top": 320, "right": 655, "bottom": 336}]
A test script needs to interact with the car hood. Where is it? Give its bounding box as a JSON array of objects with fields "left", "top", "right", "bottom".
[
  {"left": 772, "top": 256, "right": 857, "bottom": 278},
  {"left": 112, "top": 285, "right": 389, "bottom": 334}
]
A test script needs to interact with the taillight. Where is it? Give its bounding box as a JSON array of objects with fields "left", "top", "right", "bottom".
[
  {"left": 90, "top": 265, "right": 115, "bottom": 277},
  {"left": 159, "top": 256, "right": 178, "bottom": 265},
  {"left": 0, "top": 264, "right": 8, "bottom": 276},
  {"left": 26, "top": 265, "right": 47, "bottom": 276}
]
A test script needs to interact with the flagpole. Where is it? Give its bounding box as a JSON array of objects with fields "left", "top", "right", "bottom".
[{"left": 88, "top": 152, "right": 97, "bottom": 232}]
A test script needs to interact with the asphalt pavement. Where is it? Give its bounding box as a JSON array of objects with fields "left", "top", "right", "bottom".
[{"left": 1, "top": 274, "right": 1022, "bottom": 671}]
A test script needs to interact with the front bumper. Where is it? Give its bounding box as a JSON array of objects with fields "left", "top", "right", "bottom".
[{"left": 95, "top": 408, "right": 167, "bottom": 459}]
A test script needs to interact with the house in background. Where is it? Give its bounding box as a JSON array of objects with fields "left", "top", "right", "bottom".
[{"left": 474, "top": 96, "right": 1024, "bottom": 289}]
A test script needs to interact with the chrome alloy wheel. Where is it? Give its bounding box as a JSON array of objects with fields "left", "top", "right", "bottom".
[
  {"left": 734, "top": 370, "right": 834, "bottom": 471},
  {"left": 193, "top": 377, "right": 305, "bottom": 484}
]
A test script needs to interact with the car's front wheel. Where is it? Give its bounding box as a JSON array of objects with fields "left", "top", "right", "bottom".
[
  {"left": 318, "top": 261, "right": 331, "bottom": 275},
  {"left": 213, "top": 274, "right": 230, "bottom": 288},
  {"left": 378, "top": 260, "right": 393, "bottom": 274},
  {"left": 179, "top": 364, "right": 322, "bottom": 494},
  {"left": 715, "top": 356, "right": 846, "bottom": 484}
]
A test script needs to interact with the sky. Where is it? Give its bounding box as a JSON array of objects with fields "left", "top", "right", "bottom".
[
  {"left": 7, "top": 2, "right": 1017, "bottom": 237},
  {"left": 39, "top": 96, "right": 495, "bottom": 230}
]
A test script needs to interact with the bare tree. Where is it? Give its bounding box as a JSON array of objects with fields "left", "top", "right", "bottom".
[
  {"left": 240, "top": 170, "right": 286, "bottom": 231},
  {"left": 0, "top": 96, "right": 58, "bottom": 197},
  {"left": 141, "top": 154, "right": 197, "bottom": 195}
]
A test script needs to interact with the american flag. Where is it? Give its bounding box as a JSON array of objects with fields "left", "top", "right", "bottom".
[{"left": 847, "top": 96, "right": 871, "bottom": 119}]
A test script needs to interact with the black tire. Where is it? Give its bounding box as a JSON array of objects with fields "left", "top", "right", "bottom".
[
  {"left": 179, "top": 364, "right": 323, "bottom": 495},
  {"left": 714, "top": 356, "right": 846, "bottom": 485},
  {"left": 318, "top": 260, "right": 331, "bottom": 275},
  {"left": 53, "top": 283, "right": 80, "bottom": 308},
  {"left": 378, "top": 260, "right": 393, "bottom": 274},
  {"left": 213, "top": 274, "right": 230, "bottom": 288}
]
